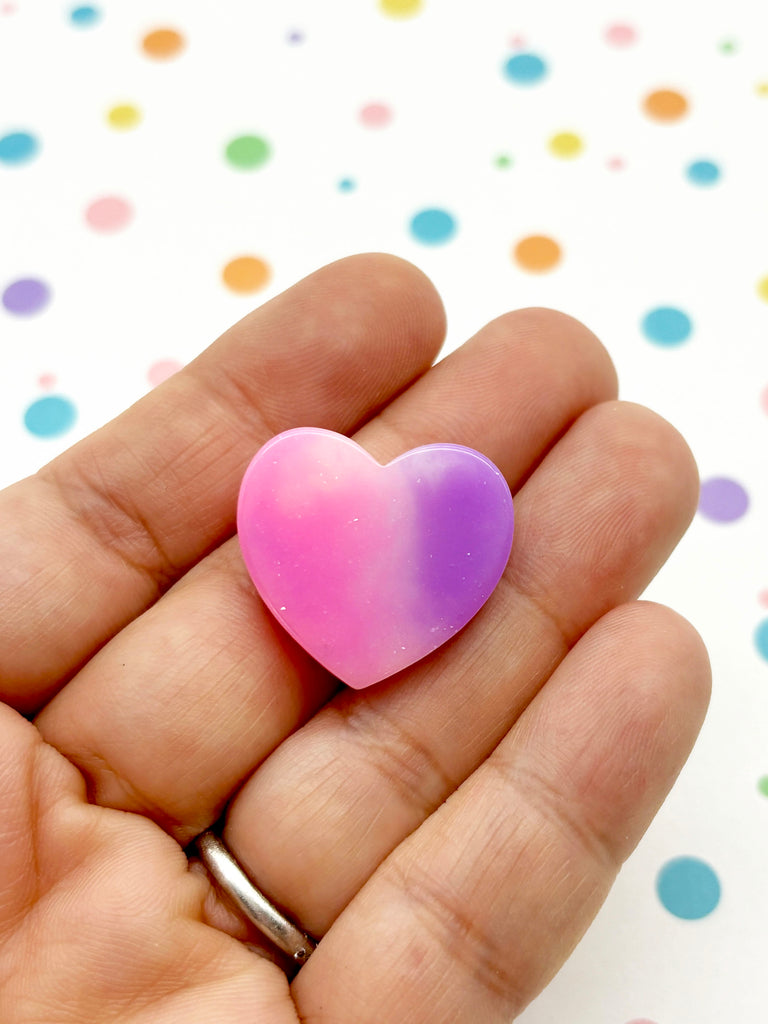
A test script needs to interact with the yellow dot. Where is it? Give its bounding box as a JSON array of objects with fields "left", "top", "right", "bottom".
[
  {"left": 513, "top": 235, "right": 562, "bottom": 273},
  {"left": 379, "top": 0, "right": 423, "bottom": 17},
  {"left": 756, "top": 81, "right": 768, "bottom": 97},
  {"left": 107, "top": 104, "right": 142, "bottom": 130},
  {"left": 549, "top": 131, "right": 583, "bottom": 158},
  {"left": 222, "top": 256, "right": 272, "bottom": 294},
  {"left": 757, "top": 275, "right": 768, "bottom": 302},
  {"left": 141, "top": 27, "right": 185, "bottom": 59},
  {"left": 643, "top": 88, "right": 689, "bottom": 121}
]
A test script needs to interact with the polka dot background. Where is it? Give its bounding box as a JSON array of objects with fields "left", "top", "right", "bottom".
[{"left": 1, "top": 2, "right": 767, "bottom": 1020}]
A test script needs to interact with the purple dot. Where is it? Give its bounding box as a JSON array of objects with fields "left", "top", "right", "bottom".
[
  {"left": 698, "top": 476, "right": 749, "bottom": 522},
  {"left": 2, "top": 277, "right": 51, "bottom": 315}
]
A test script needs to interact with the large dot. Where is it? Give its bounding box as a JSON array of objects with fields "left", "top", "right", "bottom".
[
  {"left": 698, "top": 476, "right": 749, "bottom": 522},
  {"left": 503, "top": 52, "right": 548, "bottom": 86},
  {"left": 656, "top": 856, "right": 721, "bottom": 920},
  {"left": 222, "top": 256, "right": 272, "bottom": 293},
  {"left": 756, "top": 620, "right": 768, "bottom": 661},
  {"left": 23, "top": 395, "right": 77, "bottom": 438},
  {"left": 141, "top": 27, "right": 185, "bottom": 59},
  {"left": 2, "top": 277, "right": 51, "bottom": 315},
  {"left": 409, "top": 208, "right": 457, "bottom": 245},
  {"left": 225, "top": 135, "right": 271, "bottom": 170},
  {"left": 359, "top": 102, "right": 393, "bottom": 128},
  {"left": 0, "top": 130, "right": 39, "bottom": 164},
  {"left": 107, "top": 103, "right": 142, "bottom": 130},
  {"left": 643, "top": 88, "right": 689, "bottom": 121},
  {"left": 379, "top": 0, "right": 422, "bottom": 15},
  {"left": 687, "top": 159, "right": 721, "bottom": 186},
  {"left": 641, "top": 306, "right": 692, "bottom": 346},
  {"left": 70, "top": 5, "right": 100, "bottom": 26},
  {"left": 85, "top": 195, "right": 133, "bottom": 232},
  {"left": 549, "top": 131, "right": 583, "bottom": 158},
  {"left": 513, "top": 235, "right": 562, "bottom": 272}
]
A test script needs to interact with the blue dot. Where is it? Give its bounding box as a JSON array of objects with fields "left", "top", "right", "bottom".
[
  {"left": 755, "top": 619, "right": 768, "bottom": 661},
  {"left": 656, "top": 856, "right": 721, "bottom": 920},
  {"left": 0, "top": 131, "right": 39, "bottom": 165},
  {"left": 70, "top": 5, "right": 101, "bottom": 26},
  {"left": 23, "top": 396, "right": 77, "bottom": 438},
  {"left": 409, "top": 208, "right": 457, "bottom": 245},
  {"left": 338, "top": 178, "right": 356, "bottom": 192},
  {"left": 641, "top": 306, "right": 692, "bottom": 346},
  {"left": 687, "top": 159, "right": 721, "bottom": 186},
  {"left": 503, "top": 53, "right": 548, "bottom": 85}
]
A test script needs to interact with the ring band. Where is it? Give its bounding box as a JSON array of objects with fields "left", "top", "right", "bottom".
[{"left": 195, "top": 830, "right": 317, "bottom": 965}]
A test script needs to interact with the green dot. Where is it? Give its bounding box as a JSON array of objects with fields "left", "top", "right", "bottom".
[
  {"left": 758, "top": 775, "right": 768, "bottom": 797},
  {"left": 225, "top": 135, "right": 271, "bottom": 170},
  {"left": 495, "top": 154, "right": 513, "bottom": 169}
]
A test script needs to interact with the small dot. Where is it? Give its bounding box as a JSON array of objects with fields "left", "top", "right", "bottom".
[
  {"left": 38, "top": 373, "right": 56, "bottom": 390},
  {"left": 656, "top": 856, "right": 721, "bottom": 920},
  {"left": 503, "top": 52, "right": 548, "bottom": 86},
  {"left": 758, "top": 588, "right": 768, "bottom": 608},
  {"left": 23, "top": 395, "right": 77, "bottom": 438},
  {"left": 605, "top": 23, "right": 637, "bottom": 46},
  {"left": 360, "top": 103, "right": 393, "bottom": 128},
  {"left": 70, "top": 5, "right": 100, "bottom": 26},
  {"left": 513, "top": 235, "right": 562, "bottom": 272},
  {"left": 286, "top": 29, "right": 304, "bottom": 44},
  {"left": 756, "top": 619, "right": 768, "bottom": 661},
  {"left": 687, "top": 159, "right": 721, "bottom": 186},
  {"left": 641, "top": 306, "right": 692, "bottom": 346},
  {"left": 222, "top": 256, "right": 272, "bottom": 294},
  {"left": 338, "top": 178, "right": 356, "bottom": 192},
  {"left": 757, "top": 775, "right": 768, "bottom": 797},
  {"left": 760, "top": 384, "right": 768, "bottom": 414},
  {"left": 147, "top": 359, "right": 183, "bottom": 387},
  {"left": 409, "top": 208, "right": 457, "bottom": 245},
  {"left": 719, "top": 38, "right": 738, "bottom": 54},
  {"left": 756, "top": 82, "right": 768, "bottom": 97},
  {"left": 0, "top": 131, "right": 39, "bottom": 165},
  {"left": 495, "top": 154, "right": 513, "bottom": 169},
  {"left": 757, "top": 275, "right": 768, "bottom": 302},
  {"left": 549, "top": 131, "right": 583, "bottom": 158},
  {"left": 225, "top": 135, "right": 271, "bottom": 170},
  {"left": 85, "top": 195, "right": 133, "bottom": 232},
  {"left": 607, "top": 156, "right": 626, "bottom": 171},
  {"left": 698, "top": 477, "right": 749, "bottom": 523},
  {"left": 141, "top": 27, "right": 185, "bottom": 59},
  {"left": 2, "top": 278, "right": 51, "bottom": 316},
  {"left": 379, "top": 0, "right": 423, "bottom": 16},
  {"left": 107, "top": 104, "right": 142, "bottom": 130},
  {"left": 643, "top": 88, "right": 689, "bottom": 121}
]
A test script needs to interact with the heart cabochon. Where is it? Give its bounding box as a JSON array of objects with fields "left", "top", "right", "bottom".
[{"left": 237, "top": 428, "right": 514, "bottom": 689}]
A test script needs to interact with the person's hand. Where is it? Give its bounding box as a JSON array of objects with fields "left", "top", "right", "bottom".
[{"left": 0, "top": 255, "right": 710, "bottom": 1023}]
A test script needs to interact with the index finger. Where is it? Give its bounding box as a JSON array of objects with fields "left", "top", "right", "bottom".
[{"left": 0, "top": 254, "right": 446, "bottom": 712}]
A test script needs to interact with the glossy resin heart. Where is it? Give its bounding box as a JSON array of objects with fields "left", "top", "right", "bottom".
[{"left": 237, "top": 428, "right": 514, "bottom": 689}]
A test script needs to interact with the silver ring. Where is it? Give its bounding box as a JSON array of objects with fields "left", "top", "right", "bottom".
[{"left": 195, "top": 830, "right": 316, "bottom": 965}]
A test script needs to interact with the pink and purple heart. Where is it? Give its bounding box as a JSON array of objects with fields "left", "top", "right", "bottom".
[{"left": 237, "top": 428, "right": 514, "bottom": 689}]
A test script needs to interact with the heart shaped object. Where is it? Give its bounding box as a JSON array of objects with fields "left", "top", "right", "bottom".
[{"left": 237, "top": 428, "right": 514, "bottom": 689}]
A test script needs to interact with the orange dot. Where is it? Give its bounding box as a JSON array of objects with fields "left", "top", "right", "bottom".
[
  {"left": 222, "top": 256, "right": 272, "bottom": 294},
  {"left": 513, "top": 235, "right": 562, "bottom": 273},
  {"left": 141, "top": 27, "right": 185, "bottom": 59},
  {"left": 643, "top": 88, "right": 689, "bottom": 121}
]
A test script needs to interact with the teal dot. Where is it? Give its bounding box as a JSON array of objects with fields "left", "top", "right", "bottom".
[
  {"left": 338, "top": 178, "right": 356, "bottom": 192},
  {"left": 503, "top": 53, "right": 548, "bottom": 85},
  {"left": 409, "top": 208, "right": 457, "bottom": 245},
  {"left": 70, "top": 5, "right": 101, "bottom": 26},
  {"left": 656, "top": 856, "right": 721, "bottom": 920},
  {"left": 755, "top": 619, "right": 768, "bottom": 661},
  {"left": 641, "top": 306, "right": 692, "bottom": 346},
  {"left": 0, "top": 131, "right": 39, "bottom": 165},
  {"left": 23, "top": 396, "right": 77, "bottom": 438},
  {"left": 687, "top": 159, "right": 721, "bottom": 186}
]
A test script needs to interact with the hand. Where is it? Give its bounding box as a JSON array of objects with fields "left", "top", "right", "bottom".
[{"left": 0, "top": 254, "right": 710, "bottom": 1023}]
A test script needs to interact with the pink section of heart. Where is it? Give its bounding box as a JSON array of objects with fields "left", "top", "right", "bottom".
[{"left": 237, "top": 428, "right": 513, "bottom": 688}]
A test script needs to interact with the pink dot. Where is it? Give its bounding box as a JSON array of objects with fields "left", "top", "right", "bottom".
[
  {"left": 359, "top": 103, "right": 393, "bottom": 128},
  {"left": 147, "top": 359, "right": 183, "bottom": 387},
  {"left": 508, "top": 34, "right": 527, "bottom": 48},
  {"left": 607, "top": 156, "right": 626, "bottom": 171},
  {"left": 760, "top": 384, "right": 768, "bottom": 414},
  {"left": 605, "top": 23, "right": 637, "bottom": 46},
  {"left": 85, "top": 196, "right": 133, "bottom": 232},
  {"left": 38, "top": 373, "right": 56, "bottom": 390},
  {"left": 759, "top": 589, "right": 768, "bottom": 608}
]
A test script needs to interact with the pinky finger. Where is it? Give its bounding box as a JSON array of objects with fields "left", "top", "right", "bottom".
[{"left": 293, "top": 601, "right": 711, "bottom": 1024}]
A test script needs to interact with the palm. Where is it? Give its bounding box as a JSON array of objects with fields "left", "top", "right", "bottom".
[{"left": 0, "top": 255, "right": 709, "bottom": 1023}]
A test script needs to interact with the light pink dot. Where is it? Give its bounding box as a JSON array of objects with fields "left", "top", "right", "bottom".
[
  {"left": 85, "top": 196, "right": 133, "bottom": 232},
  {"left": 38, "top": 373, "right": 56, "bottom": 390},
  {"left": 359, "top": 102, "right": 393, "bottom": 128},
  {"left": 147, "top": 359, "right": 183, "bottom": 387},
  {"left": 759, "top": 589, "right": 768, "bottom": 608},
  {"left": 508, "top": 34, "right": 527, "bottom": 48},
  {"left": 760, "top": 384, "right": 768, "bottom": 414},
  {"left": 607, "top": 156, "right": 626, "bottom": 171},
  {"left": 606, "top": 23, "right": 637, "bottom": 46}
]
